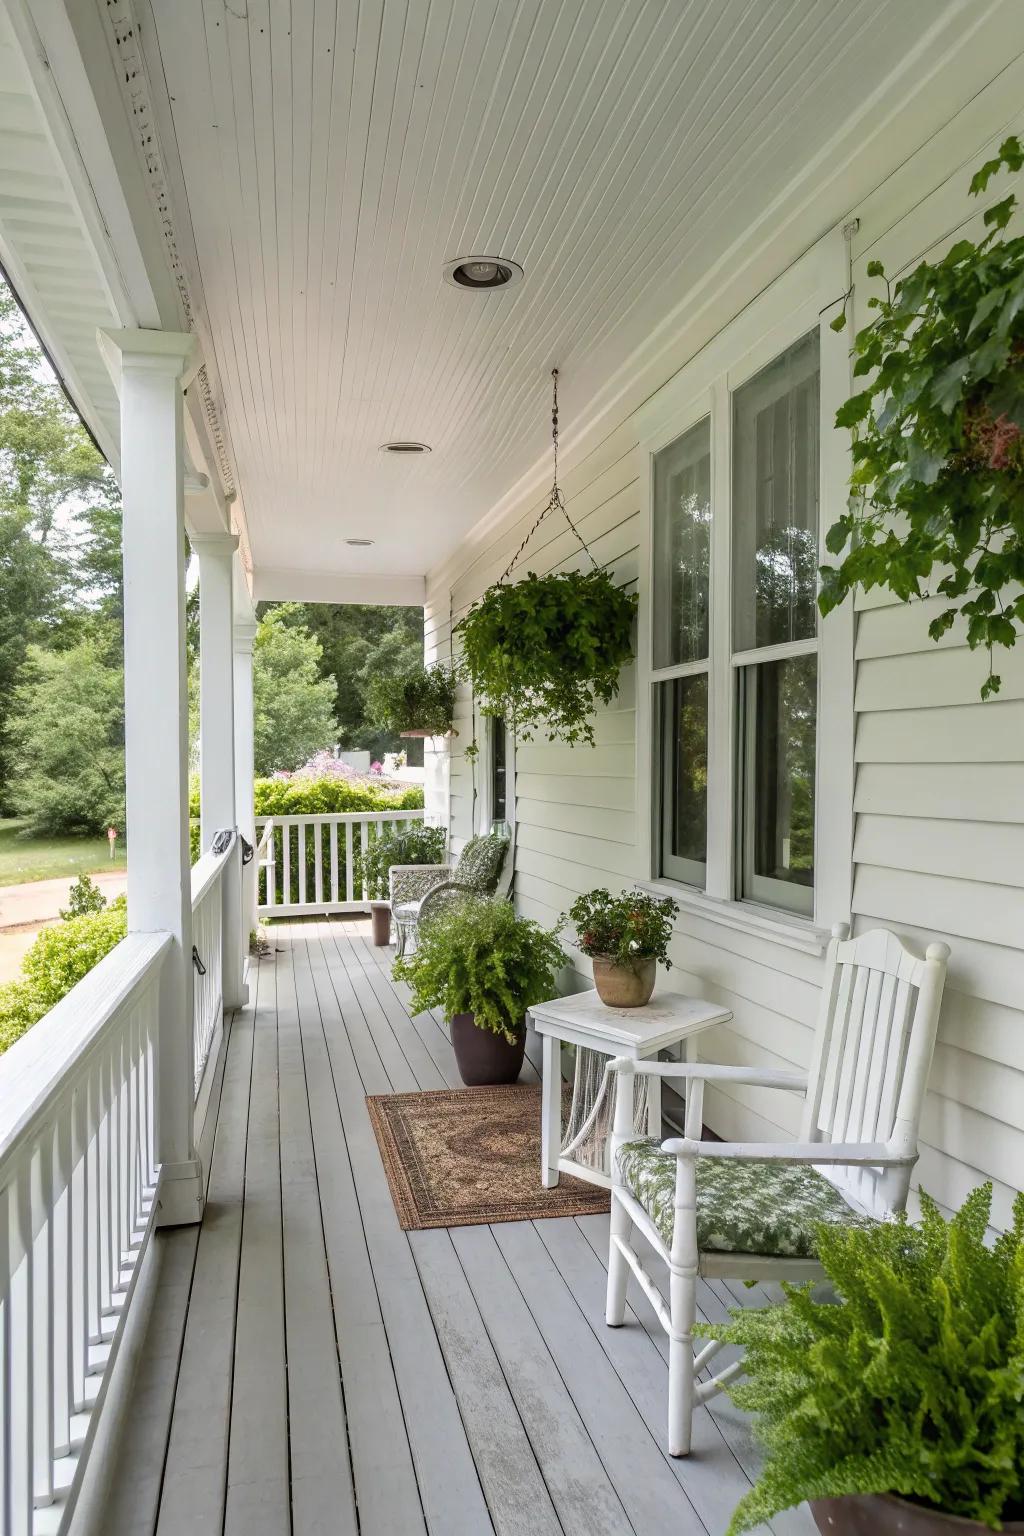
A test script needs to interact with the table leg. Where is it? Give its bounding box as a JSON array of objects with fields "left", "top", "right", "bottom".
[
  {"left": 684, "top": 1034, "right": 703, "bottom": 1139},
  {"left": 540, "top": 1034, "right": 561, "bottom": 1188},
  {"left": 645, "top": 1063, "right": 662, "bottom": 1140}
]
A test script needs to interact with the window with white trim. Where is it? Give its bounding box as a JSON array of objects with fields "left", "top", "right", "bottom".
[
  {"left": 650, "top": 328, "right": 822, "bottom": 918},
  {"left": 651, "top": 416, "right": 711, "bottom": 887}
]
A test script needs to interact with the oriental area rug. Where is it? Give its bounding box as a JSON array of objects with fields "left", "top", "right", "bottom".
[{"left": 366, "top": 1083, "right": 611, "bottom": 1231}]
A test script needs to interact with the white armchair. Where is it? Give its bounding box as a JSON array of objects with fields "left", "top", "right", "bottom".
[{"left": 605, "top": 923, "right": 949, "bottom": 1457}]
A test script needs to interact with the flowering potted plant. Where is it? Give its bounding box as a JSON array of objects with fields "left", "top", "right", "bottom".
[
  {"left": 696, "top": 1184, "right": 1024, "bottom": 1536},
  {"left": 393, "top": 900, "right": 564, "bottom": 1084},
  {"left": 562, "top": 887, "right": 679, "bottom": 1007}
]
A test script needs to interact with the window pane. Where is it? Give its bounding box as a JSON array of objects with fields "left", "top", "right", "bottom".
[
  {"left": 491, "top": 717, "right": 507, "bottom": 823},
  {"left": 657, "top": 673, "right": 707, "bottom": 886},
  {"left": 653, "top": 418, "right": 711, "bottom": 668},
  {"left": 741, "top": 655, "right": 816, "bottom": 914},
  {"left": 733, "top": 332, "right": 819, "bottom": 651}
]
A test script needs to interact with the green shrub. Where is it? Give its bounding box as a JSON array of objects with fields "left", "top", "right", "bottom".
[
  {"left": 253, "top": 779, "right": 425, "bottom": 904},
  {"left": 393, "top": 901, "right": 564, "bottom": 1041},
  {"left": 0, "top": 899, "right": 128, "bottom": 1053},
  {"left": 697, "top": 1184, "right": 1024, "bottom": 1534},
  {"left": 354, "top": 823, "right": 447, "bottom": 900},
  {"left": 253, "top": 776, "right": 424, "bottom": 816},
  {"left": 59, "top": 872, "right": 107, "bottom": 919}
]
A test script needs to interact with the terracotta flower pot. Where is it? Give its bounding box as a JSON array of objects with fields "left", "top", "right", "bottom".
[
  {"left": 370, "top": 900, "right": 392, "bottom": 946},
  {"left": 450, "top": 1012, "right": 526, "bottom": 1086},
  {"left": 812, "top": 1494, "right": 1024, "bottom": 1535},
  {"left": 592, "top": 956, "right": 656, "bottom": 1008}
]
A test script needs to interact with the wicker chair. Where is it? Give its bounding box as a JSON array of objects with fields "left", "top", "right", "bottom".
[{"left": 390, "top": 832, "right": 510, "bottom": 956}]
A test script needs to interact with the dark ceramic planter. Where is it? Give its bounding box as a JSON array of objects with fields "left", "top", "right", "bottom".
[
  {"left": 450, "top": 1012, "right": 526, "bottom": 1086},
  {"left": 592, "top": 955, "right": 656, "bottom": 1007},
  {"left": 812, "top": 1494, "right": 1024, "bottom": 1535},
  {"left": 370, "top": 901, "right": 391, "bottom": 946}
]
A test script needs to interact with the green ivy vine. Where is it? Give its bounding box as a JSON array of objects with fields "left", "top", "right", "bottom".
[{"left": 821, "top": 137, "right": 1024, "bottom": 698}]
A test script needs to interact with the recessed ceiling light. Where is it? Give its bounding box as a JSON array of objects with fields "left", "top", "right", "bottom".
[
  {"left": 443, "top": 255, "right": 523, "bottom": 291},
  {"left": 379, "top": 440, "right": 432, "bottom": 454},
  {"left": 345, "top": 537, "right": 374, "bottom": 546}
]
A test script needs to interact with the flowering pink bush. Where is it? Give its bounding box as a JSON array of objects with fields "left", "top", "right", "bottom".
[
  {"left": 291, "top": 750, "right": 361, "bottom": 781},
  {"left": 370, "top": 761, "right": 383, "bottom": 775}
]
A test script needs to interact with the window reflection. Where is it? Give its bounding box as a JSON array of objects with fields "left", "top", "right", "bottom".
[
  {"left": 733, "top": 333, "right": 819, "bottom": 651},
  {"left": 653, "top": 419, "right": 711, "bottom": 668}
]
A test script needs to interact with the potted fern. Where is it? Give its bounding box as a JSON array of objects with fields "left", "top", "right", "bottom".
[
  {"left": 393, "top": 901, "right": 564, "bottom": 1084},
  {"left": 697, "top": 1184, "right": 1024, "bottom": 1535}
]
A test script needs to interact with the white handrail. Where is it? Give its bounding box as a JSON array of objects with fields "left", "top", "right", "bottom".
[
  {"left": 254, "top": 808, "right": 425, "bottom": 917},
  {"left": 191, "top": 843, "right": 229, "bottom": 1095},
  {"left": 0, "top": 932, "right": 169, "bottom": 1528}
]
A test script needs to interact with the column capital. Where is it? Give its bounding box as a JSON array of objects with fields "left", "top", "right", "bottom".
[
  {"left": 233, "top": 619, "right": 258, "bottom": 655},
  {"left": 97, "top": 327, "right": 200, "bottom": 390},
  {"left": 191, "top": 530, "right": 241, "bottom": 561}
]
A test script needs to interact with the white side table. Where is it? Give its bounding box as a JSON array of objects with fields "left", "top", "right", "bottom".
[{"left": 529, "top": 989, "right": 733, "bottom": 1189}]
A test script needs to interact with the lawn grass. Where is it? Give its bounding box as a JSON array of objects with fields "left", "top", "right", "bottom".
[{"left": 0, "top": 818, "right": 127, "bottom": 885}]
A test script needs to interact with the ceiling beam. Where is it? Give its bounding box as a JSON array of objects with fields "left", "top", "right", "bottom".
[{"left": 252, "top": 568, "right": 425, "bottom": 609}]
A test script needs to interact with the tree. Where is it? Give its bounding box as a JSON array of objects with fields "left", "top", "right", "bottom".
[
  {"left": 252, "top": 606, "right": 338, "bottom": 775},
  {"left": 265, "top": 600, "right": 423, "bottom": 762},
  {"left": 9, "top": 639, "right": 125, "bottom": 834},
  {"left": 0, "top": 280, "right": 122, "bottom": 801}
]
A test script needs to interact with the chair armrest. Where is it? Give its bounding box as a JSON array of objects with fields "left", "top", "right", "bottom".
[
  {"left": 659, "top": 1137, "right": 915, "bottom": 1167},
  {"left": 608, "top": 1057, "right": 807, "bottom": 1092}
]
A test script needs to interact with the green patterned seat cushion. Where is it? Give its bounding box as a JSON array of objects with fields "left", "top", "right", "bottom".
[
  {"left": 451, "top": 833, "right": 507, "bottom": 894},
  {"left": 616, "top": 1138, "right": 874, "bottom": 1258}
]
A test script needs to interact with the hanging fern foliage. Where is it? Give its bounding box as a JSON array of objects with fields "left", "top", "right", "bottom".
[
  {"left": 455, "top": 567, "right": 637, "bottom": 745},
  {"left": 821, "top": 137, "right": 1024, "bottom": 699},
  {"left": 364, "top": 661, "right": 457, "bottom": 736}
]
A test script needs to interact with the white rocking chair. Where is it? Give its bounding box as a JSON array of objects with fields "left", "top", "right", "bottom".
[{"left": 605, "top": 922, "right": 949, "bottom": 1457}]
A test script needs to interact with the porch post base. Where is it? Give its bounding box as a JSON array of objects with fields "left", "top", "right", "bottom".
[
  {"left": 224, "top": 981, "right": 249, "bottom": 1011},
  {"left": 155, "top": 1159, "right": 205, "bottom": 1227}
]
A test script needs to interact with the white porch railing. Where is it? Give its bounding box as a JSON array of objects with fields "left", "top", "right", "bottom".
[
  {"left": 190, "top": 845, "right": 226, "bottom": 1097},
  {"left": 255, "top": 810, "right": 425, "bottom": 917},
  {"left": 0, "top": 932, "right": 168, "bottom": 1533}
]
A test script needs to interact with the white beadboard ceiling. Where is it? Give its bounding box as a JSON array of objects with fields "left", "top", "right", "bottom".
[
  {"left": 142, "top": 0, "right": 974, "bottom": 588},
  {"left": 0, "top": 6, "right": 122, "bottom": 463}
]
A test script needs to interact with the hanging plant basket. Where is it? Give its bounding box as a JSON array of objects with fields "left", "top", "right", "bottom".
[
  {"left": 365, "top": 662, "right": 458, "bottom": 738},
  {"left": 456, "top": 567, "right": 637, "bottom": 745},
  {"left": 454, "top": 369, "right": 638, "bottom": 746}
]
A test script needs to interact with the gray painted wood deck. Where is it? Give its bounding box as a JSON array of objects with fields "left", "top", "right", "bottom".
[{"left": 103, "top": 919, "right": 816, "bottom": 1536}]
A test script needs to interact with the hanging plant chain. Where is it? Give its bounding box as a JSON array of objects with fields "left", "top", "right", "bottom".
[{"left": 498, "top": 369, "right": 599, "bottom": 585}]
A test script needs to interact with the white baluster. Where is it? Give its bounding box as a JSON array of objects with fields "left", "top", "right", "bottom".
[{"left": 31, "top": 1139, "right": 53, "bottom": 1506}]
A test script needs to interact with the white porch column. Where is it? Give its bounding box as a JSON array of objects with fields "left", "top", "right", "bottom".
[
  {"left": 233, "top": 619, "right": 258, "bottom": 935},
  {"left": 192, "top": 532, "right": 239, "bottom": 851},
  {"left": 99, "top": 327, "right": 203, "bottom": 1228},
  {"left": 193, "top": 533, "right": 248, "bottom": 1011}
]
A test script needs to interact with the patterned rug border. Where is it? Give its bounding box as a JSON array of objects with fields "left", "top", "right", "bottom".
[{"left": 366, "top": 1084, "right": 610, "bottom": 1232}]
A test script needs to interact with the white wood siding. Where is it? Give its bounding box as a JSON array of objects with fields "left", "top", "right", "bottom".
[{"left": 427, "top": 63, "right": 1024, "bottom": 1230}]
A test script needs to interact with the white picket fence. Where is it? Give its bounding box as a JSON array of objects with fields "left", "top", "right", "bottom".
[
  {"left": 255, "top": 810, "right": 425, "bottom": 917},
  {"left": 0, "top": 932, "right": 167, "bottom": 1532}
]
